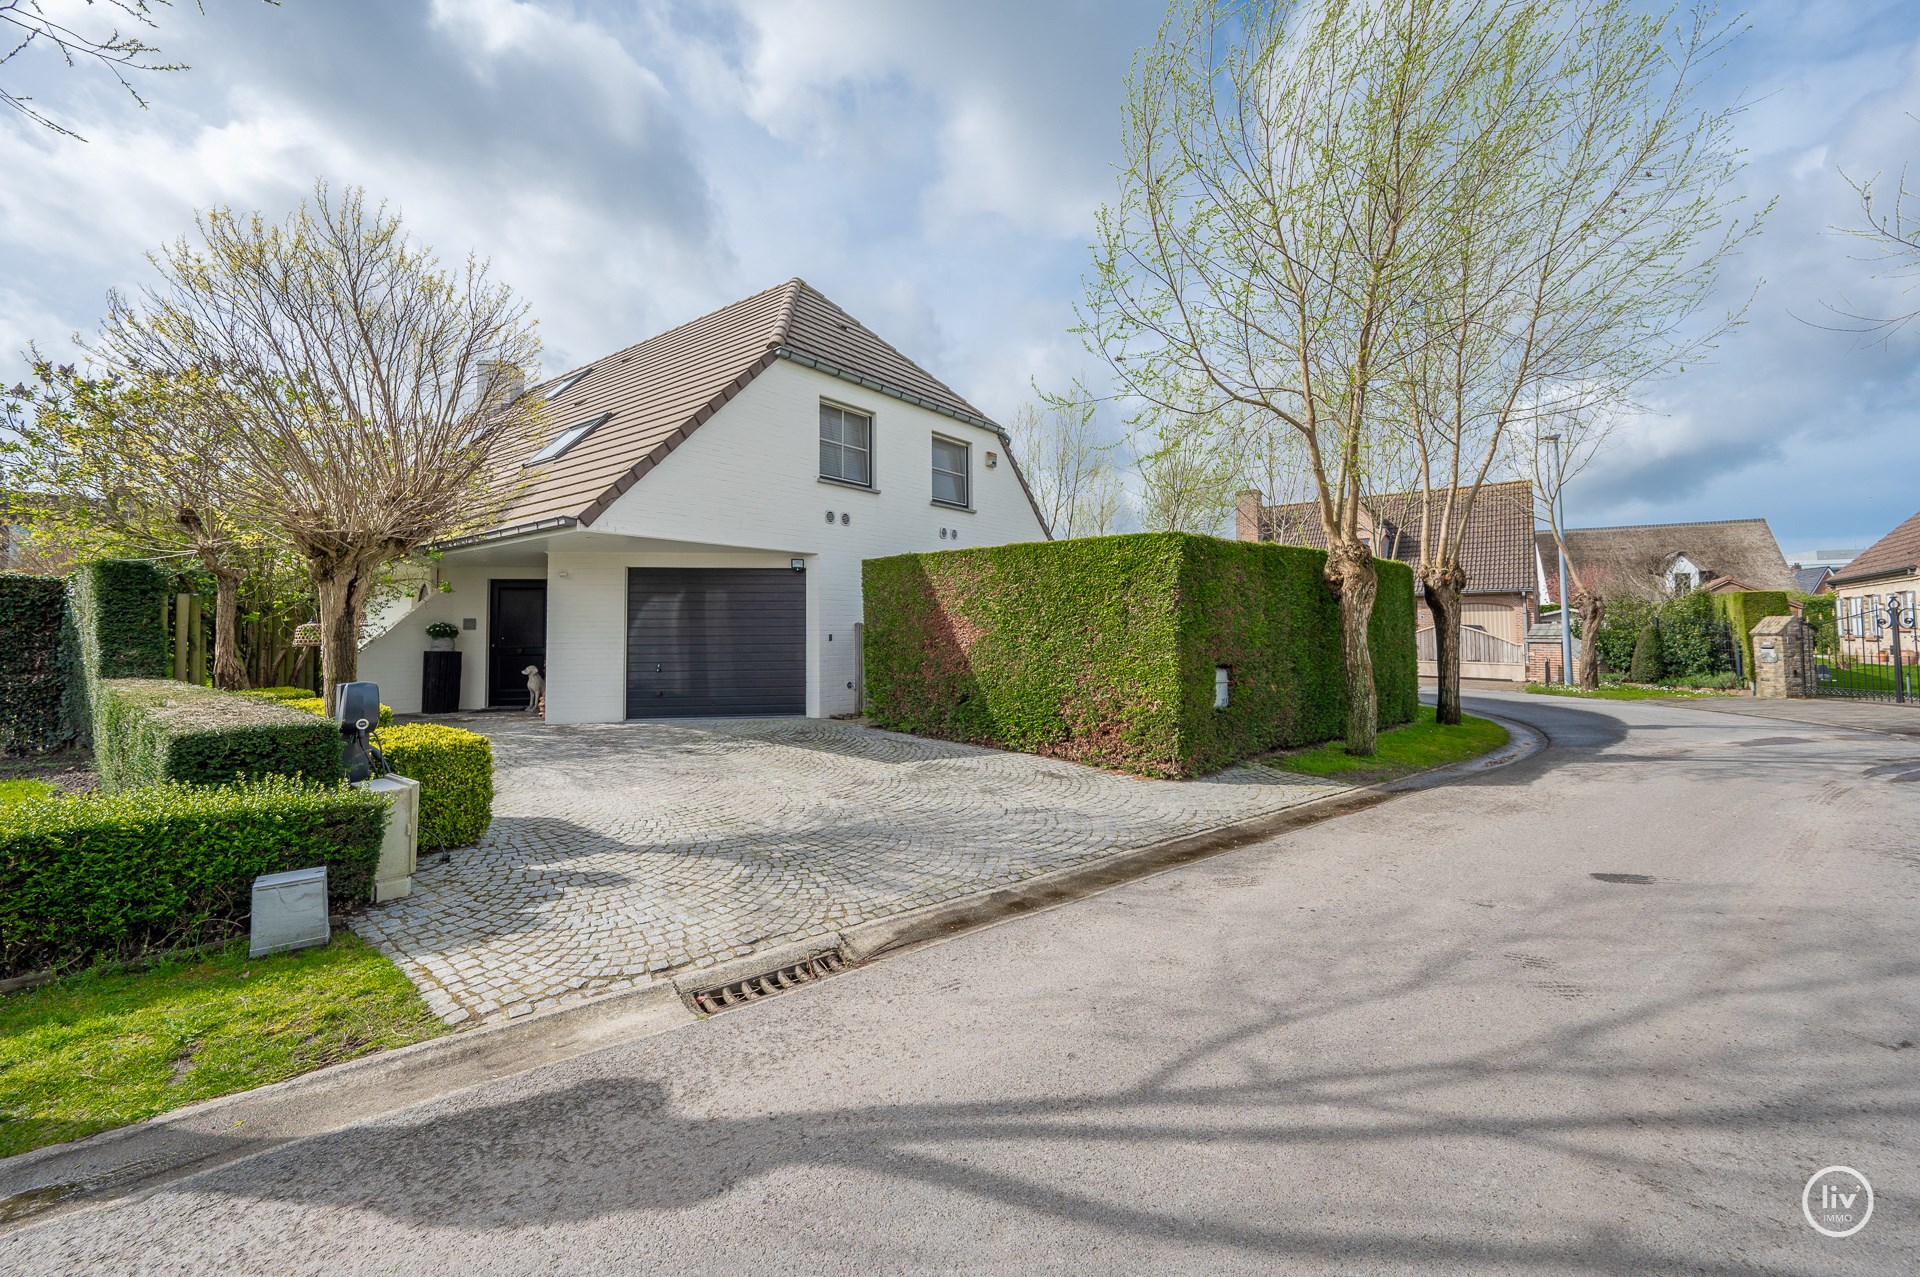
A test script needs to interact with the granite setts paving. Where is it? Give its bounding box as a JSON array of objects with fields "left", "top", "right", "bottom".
[{"left": 351, "top": 715, "right": 1353, "bottom": 1024}]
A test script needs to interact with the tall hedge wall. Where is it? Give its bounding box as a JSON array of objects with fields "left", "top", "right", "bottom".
[
  {"left": 862, "top": 532, "right": 1417, "bottom": 778},
  {"left": 71, "top": 558, "right": 172, "bottom": 681},
  {"left": 0, "top": 573, "right": 73, "bottom": 754},
  {"left": 1713, "top": 590, "right": 1793, "bottom": 680}
]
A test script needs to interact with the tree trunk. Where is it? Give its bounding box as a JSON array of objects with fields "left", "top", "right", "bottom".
[
  {"left": 1422, "top": 562, "right": 1466, "bottom": 726},
  {"left": 1575, "top": 590, "right": 1605, "bottom": 690},
  {"left": 207, "top": 565, "right": 248, "bottom": 690},
  {"left": 1326, "top": 541, "right": 1379, "bottom": 755},
  {"left": 314, "top": 568, "right": 370, "bottom": 715}
]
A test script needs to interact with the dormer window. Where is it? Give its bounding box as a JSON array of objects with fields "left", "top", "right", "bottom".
[{"left": 524, "top": 413, "right": 609, "bottom": 466}]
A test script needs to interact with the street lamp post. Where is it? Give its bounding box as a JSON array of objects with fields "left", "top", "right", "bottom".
[{"left": 1543, "top": 434, "right": 1573, "bottom": 687}]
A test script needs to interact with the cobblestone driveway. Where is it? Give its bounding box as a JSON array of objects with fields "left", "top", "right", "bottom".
[{"left": 352, "top": 717, "right": 1352, "bottom": 1024}]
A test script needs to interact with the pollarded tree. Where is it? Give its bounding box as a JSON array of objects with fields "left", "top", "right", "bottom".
[
  {"left": 2, "top": 360, "right": 262, "bottom": 688},
  {"left": 95, "top": 184, "right": 542, "bottom": 712},
  {"left": 1083, "top": 0, "right": 1516, "bottom": 754},
  {"left": 1388, "top": 0, "right": 1763, "bottom": 722}
]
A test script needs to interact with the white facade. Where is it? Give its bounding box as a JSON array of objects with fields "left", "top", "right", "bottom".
[{"left": 358, "top": 358, "right": 1049, "bottom": 721}]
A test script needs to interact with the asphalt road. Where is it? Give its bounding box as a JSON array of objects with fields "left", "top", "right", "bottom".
[{"left": 6, "top": 693, "right": 1917, "bottom": 1275}]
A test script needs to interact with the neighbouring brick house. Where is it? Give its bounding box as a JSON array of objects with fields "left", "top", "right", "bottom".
[
  {"left": 1237, "top": 480, "right": 1540, "bottom": 682},
  {"left": 1826, "top": 508, "right": 1920, "bottom": 663}
]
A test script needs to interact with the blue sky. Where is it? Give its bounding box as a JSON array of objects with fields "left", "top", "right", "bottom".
[{"left": 2, "top": 0, "right": 1917, "bottom": 557}]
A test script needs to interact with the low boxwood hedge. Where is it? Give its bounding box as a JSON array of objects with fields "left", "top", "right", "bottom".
[
  {"left": 93, "top": 679, "right": 343, "bottom": 792},
  {"left": 0, "top": 777, "right": 388, "bottom": 978},
  {"left": 373, "top": 723, "right": 494, "bottom": 849},
  {"left": 282, "top": 696, "right": 393, "bottom": 728},
  {"left": 239, "top": 686, "right": 322, "bottom": 702}
]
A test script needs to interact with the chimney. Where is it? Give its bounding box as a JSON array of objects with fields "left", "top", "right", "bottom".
[
  {"left": 1235, "top": 489, "right": 1264, "bottom": 542},
  {"left": 478, "top": 359, "right": 526, "bottom": 405}
]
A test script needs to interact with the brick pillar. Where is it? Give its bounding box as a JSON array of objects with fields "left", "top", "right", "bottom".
[
  {"left": 1235, "top": 490, "right": 1263, "bottom": 542},
  {"left": 1752, "top": 613, "right": 1815, "bottom": 698}
]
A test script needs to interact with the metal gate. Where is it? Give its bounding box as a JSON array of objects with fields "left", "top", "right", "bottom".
[{"left": 1817, "top": 591, "right": 1918, "bottom": 703}]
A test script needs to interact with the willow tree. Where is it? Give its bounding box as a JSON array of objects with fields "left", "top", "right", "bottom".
[
  {"left": 1083, "top": 0, "right": 1517, "bottom": 754},
  {"left": 96, "top": 185, "right": 541, "bottom": 711},
  {"left": 1387, "top": 0, "right": 1762, "bottom": 722},
  {"left": 2, "top": 361, "right": 260, "bottom": 688}
]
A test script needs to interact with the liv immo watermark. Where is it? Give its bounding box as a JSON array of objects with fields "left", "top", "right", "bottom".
[{"left": 1802, "top": 1166, "right": 1873, "bottom": 1238}]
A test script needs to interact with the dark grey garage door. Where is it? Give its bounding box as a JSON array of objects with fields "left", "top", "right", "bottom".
[{"left": 626, "top": 567, "right": 806, "bottom": 717}]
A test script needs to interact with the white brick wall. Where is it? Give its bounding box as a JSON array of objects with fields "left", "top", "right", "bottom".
[{"left": 358, "top": 358, "right": 1048, "bottom": 720}]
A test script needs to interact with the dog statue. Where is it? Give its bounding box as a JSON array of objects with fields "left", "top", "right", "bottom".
[{"left": 521, "top": 664, "right": 546, "bottom": 716}]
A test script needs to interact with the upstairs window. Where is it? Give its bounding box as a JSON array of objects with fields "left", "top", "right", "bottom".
[
  {"left": 524, "top": 413, "right": 609, "bottom": 466},
  {"left": 932, "top": 435, "right": 970, "bottom": 507},
  {"left": 820, "top": 402, "right": 872, "bottom": 486}
]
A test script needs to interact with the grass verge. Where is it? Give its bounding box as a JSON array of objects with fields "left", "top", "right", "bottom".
[
  {"left": 1270, "top": 705, "right": 1509, "bottom": 785},
  {"left": 0, "top": 934, "right": 444, "bottom": 1158},
  {"left": 1525, "top": 682, "right": 1728, "bottom": 701}
]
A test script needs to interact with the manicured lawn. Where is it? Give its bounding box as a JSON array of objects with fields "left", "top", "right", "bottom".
[
  {"left": 1271, "top": 705, "right": 1509, "bottom": 784},
  {"left": 1525, "top": 682, "right": 1725, "bottom": 701},
  {"left": 0, "top": 934, "right": 444, "bottom": 1158}
]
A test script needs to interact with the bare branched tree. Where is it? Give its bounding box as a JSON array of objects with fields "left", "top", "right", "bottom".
[
  {"left": 1130, "top": 399, "right": 1243, "bottom": 535},
  {"left": 1387, "top": 0, "right": 1763, "bottom": 722},
  {"left": 1008, "top": 379, "right": 1130, "bottom": 539},
  {"left": 94, "top": 184, "right": 542, "bottom": 711},
  {"left": 0, "top": 1, "right": 276, "bottom": 139},
  {"left": 1830, "top": 139, "right": 1920, "bottom": 335},
  {"left": 1084, "top": 0, "right": 1544, "bottom": 753}
]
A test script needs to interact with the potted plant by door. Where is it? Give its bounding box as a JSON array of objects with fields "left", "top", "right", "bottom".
[{"left": 426, "top": 621, "right": 460, "bottom": 652}]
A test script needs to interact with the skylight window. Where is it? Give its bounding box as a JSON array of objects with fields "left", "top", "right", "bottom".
[
  {"left": 543, "top": 367, "right": 592, "bottom": 400},
  {"left": 524, "top": 413, "right": 609, "bottom": 466}
]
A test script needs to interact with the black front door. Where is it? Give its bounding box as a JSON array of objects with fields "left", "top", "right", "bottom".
[
  {"left": 626, "top": 568, "right": 805, "bottom": 717},
  {"left": 489, "top": 579, "right": 547, "bottom": 708}
]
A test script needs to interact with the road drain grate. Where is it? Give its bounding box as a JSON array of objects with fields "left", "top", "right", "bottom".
[
  {"left": 688, "top": 951, "right": 847, "bottom": 1014},
  {"left": 1590, "top": 872, "right": 1656, "bottom": 885}
]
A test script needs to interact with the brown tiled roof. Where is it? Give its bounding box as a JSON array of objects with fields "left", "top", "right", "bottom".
[
  {"left": 1258, "top": 480, "right": 1537, "bottom": 594},
  {"left": 1829, "top": 508, "right": 1920, "bottom": 586},
  {"left": 473, "top": 279, "right": 1001, "bottom": 535},
  {"left": 1557, "top": 518, "right": 1796, "bottom": 601}
]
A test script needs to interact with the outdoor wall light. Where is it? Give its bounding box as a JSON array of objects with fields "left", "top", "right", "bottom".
[
  {"left": 1214, "top": 666, "right": 1231, "bottom": 709},
  {"left": 791, "top": 558, "right": 806, "bottom": 573}
]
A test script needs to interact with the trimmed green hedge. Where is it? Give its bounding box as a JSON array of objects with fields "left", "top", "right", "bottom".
[
  {"left": 71, "top": 559, "right": 171, "bottom": 681},
  {"left": 0, "top": 573, "right": 72, "bottom": 754},
  {"left": 0, "top": 777, "right": 387, "bottom": 977},
  {"left": 283, "top": 696, "right": 392, "bottom": 728},
  {"left": 862, "top": 532, "right": 1416, "bottom": 777},
  {"left": 239, "top": 686, "right": 322, "bottom": 702},
  {"left": 1629, "top": 624, "right": 1663, "bottom": 683},
  {"left": 374, "top": 723, "right": 494, "bottom": 849},
  {"left": 93, "top": 679, "right": 343, "bottom": 792},
  {"left": 1713, "top": 590, "right": 1792, "bottom": 680}
]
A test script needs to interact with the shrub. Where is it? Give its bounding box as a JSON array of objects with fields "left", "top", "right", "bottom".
[
  {"left": 1654, "top": 590, "right": 1732, "bottom": 679},
  {"left": 1672, "top": 671, "right": 1740, "bottom": 690},
  {"left": 1712, "top": 590, "right": 1792, "bottom": 679},
  {"left": 92, "top": 679, "right": 343, "bottom": 792},
  {"left": 0, "top": 573, "right": 72, "bottom": 754},
  {"left": 0, "top": 777, "right": 387, "bottom": 978},
  {"left": 1628, "top": 624, "right": 1663, "bottom": 684},
  {"left": 239, "top": 685, "right": 320, "bottom": 702},
  {"left": 1800, "top": 593, "right": 1837, "bottom": 654},
  {"left": 862, "top": 532, "right": 1417, "bottom": 777},
  {"left": 283, "top": 696, "right": 393, "bottom": 728},
  {"left": 1591, "top": 597, "right": 1655, "bottom": 673},
  {"left": 373, "top": 722, "right": 494, "bottom": 848}
]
